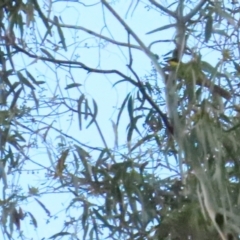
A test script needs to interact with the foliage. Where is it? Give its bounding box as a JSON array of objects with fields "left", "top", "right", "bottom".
[{"left": 0, "top": 0, "right": 239, "bottom": 240}]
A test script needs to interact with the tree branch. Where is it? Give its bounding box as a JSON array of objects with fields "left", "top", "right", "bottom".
[
  {"left": 46, "top": 19, "right": 141, "bottom": 51},
  {"left": 101, "top": 0, "right": 166, "bottom": 80},
  {"left": 183, "top": 0, "right": 207, "bottom": 22},
  {"left": 14, "top": 45, "right": 136, "bottom": 79},
  {"left": 148, "top": 0, "right": 177, "bottom": 18}
]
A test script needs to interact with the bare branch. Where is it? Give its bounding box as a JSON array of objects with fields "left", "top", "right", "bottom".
[
  {"left": 14, "top": 45, "right": 135, "bottom": 78},
  {"left": 126, "top": 42, "right": 173, "bottom": 134},
  {"left": 101, "top": 0, "right": 165, "bottom": 80},
  {"left": 148, "top": 0, "right": 177, "bottom": 18},
  {"left": 46, "top": 19, "right": 141, "bottom": 51}
]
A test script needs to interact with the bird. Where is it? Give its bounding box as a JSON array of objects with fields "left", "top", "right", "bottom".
[{"left": 164, "top": 57, "right": 231, "bottom": 100}]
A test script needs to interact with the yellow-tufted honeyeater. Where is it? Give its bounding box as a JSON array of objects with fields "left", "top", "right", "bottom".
[
  {"left": 165, "top": 58, "right": 231, "bottom": 100},
  {"left": 166, "top": 57, "right": 180, "bottom": 67}
]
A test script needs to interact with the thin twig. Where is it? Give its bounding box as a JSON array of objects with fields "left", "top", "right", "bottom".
[
  {"left": 184, "top": 0, "right": 207, "bottom": 22},
  {"left": 101, "top": 0, "right": 166, "bottom": 80},
  {"left": 46, "top": 18, "right": 141, "bottom": 51}
]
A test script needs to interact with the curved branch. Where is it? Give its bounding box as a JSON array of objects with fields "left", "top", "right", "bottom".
[
  {"left": 14, "top": 45, "right": 134, "bottom": 78},
  {"left": 15, "top": 44, "right": 173, "bottom": 134},
  {"left": 101, "top": 0, "right": 165, "bottom": 80},
  {"left": 46, "top": 18, "right": 141, "bottom": 51},
  {"left": 148, "top": 39, "right": 173, "bottom": 50}
]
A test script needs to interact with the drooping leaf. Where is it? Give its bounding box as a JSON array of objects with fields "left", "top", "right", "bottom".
[
  {"left": 116, "top": 92, "right": 131, "bottom": 126},
  {"left": 25, "top": 70, "right": 44, "bottom": 87},
  {"left": 74, "top": 145, "right": 91, "bottom": 179},
  {"left": 0, "top": 161, "right": 7, "bottom": 188},
  {"left": 31, "top": 90, "right": 39, "bottom": 113},
  {"left": 96, "top": 148, "right": 110, "bottom": 166},
  {"left": 16, "top": 13, "right": 24, "bottom": 38},
  {"left": 17, "top": 72, "right": 35, "bottom": 90},
  {"left": 27, "top": 212, "right": 38, "bottom": 228},
  {"left": 10, "top": 87, "right": 22, "bottom": 110},
  {"left": 111, "top": 120, "right": 118, "bottom": 148},
  {"left": 53, "top": 16, "right": 67, "bottom": 51},
  {"left": 34, "top": 198, "right": 51, "bottom": 217},
  {"left": 205, "top": 16, "right": 213, "bottom": 42},
  {"left": 25, "top": 1, "right": 35, "bottom": 27},
  {"left": 93, "top": 208, "right": 113, "bottom": 228},
  {"left": 54, "top": 149, "right": 69, "bottom": 178},
  {"left": 113, "top": 78, "right": 138, "bottom": 87},
  {"left": 127, "top": 95, "right": 134, "bottom": 121},
  {"left": 11, "top": 208, "right": 21, "bottom": 230},
  {"left": 77, "top": 94, "right": 85, "bottom": 130},
  {"left": 86, "top": 98, "right": 98, "bottom": 129},
  {"left": 127, "top": 115, "right": 143, "bottom": 142},
  {"left": 233, "top": 61, "right": 240, "bottom": 73},
  {"left": 84, "top": 98, "right": 89, "bottom": 120},
  {"left": 32, "top": 0, "right": 52, "bottom": 36}
]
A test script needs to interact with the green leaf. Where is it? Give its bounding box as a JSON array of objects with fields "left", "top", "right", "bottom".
[
  {"left": 93, "top": 208, "right": 112, "bottom": 227},
  {"left": 84, "top": 98, "right": 89, "bottom": 120},
  {"left": 74, "top": 145, "right": 91, "bottom": 179},
  {"left": 146, "top": 24, "right": 176, "bottom": 34},
  {"left": 10, "top": 88, "right": 22, "bottom": 110},
  {"left": 54, "top": 16, "right": 67, "bottom": 51},
  {"left": 40, "top": 48, "right": 54, "bottom": 59},
  {"left": 54, "top": 149, "right": 69, "bottom": 178},
  {"left": 233, "top": 61, "right": 240, "bottom": 73},
  {"left": 130, "top": 134, "right": 155, "bottom": 151},
  {"left": 35, "top": 81, "right": 45, "bottom": 85},
  {"left": 205, "top": 16, "right": 213, "bottom": 43},
  {"left": 0, "top": 161, "right": 7, "bottom": 188},
  {"left": 96, "top": 148, "right": 110, "bottom": 165},
  {"left": 86, "top": 99, "right": 98, "bottom": 129},
  {"left": 32, "top": 0, "right": 52, "bottom": 36},
  {"left": 77, "top": 94, "right": 85, "bottom": 130},
  {"left": 34, "top": 198, "right": 51, "bottom": 217},
  {"left": 127, "top": 95, "right": 134, "bottom": 121},
  {"left": 17, "top": 72, "right": 35, "bottom": 90},
  {"left": 49, "top": 232, "right": 71, "bottom": 239},
  {"left": 31, "top": 90, "right": 39, "bottom": 113},
  {"left": 17, "top": 13, "right": 24, "bottom": 38},
  {"left": 64, "top": 83, "right": 82, "bottom": 89},
  {"left": 111, "top": 119, "right": 118, "bottom": 148},
  {"left": 82, "top": 201, "right": 89, "bottom": 228},
  {"left": 116, "top": 92, "right": 131, "bottom": 126},
  {"left": 12, "top": 131, "right": 26, "bottom": 142},
  {"left": 25, "top": 70, "right": 44, "bottom": 87},
  {"left": 113, "top": 78, "right": 138, "bottom": 88},
  {"left": 127, "top": 115, "right": 143, "bottom": 142},
  {"left": 27, "top": 212, "right": 37, "bottom": 228}
]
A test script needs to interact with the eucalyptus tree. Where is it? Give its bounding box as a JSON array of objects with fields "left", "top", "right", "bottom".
[{"left": 0, "top": 1, "right": 239, "bottom": 240}]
